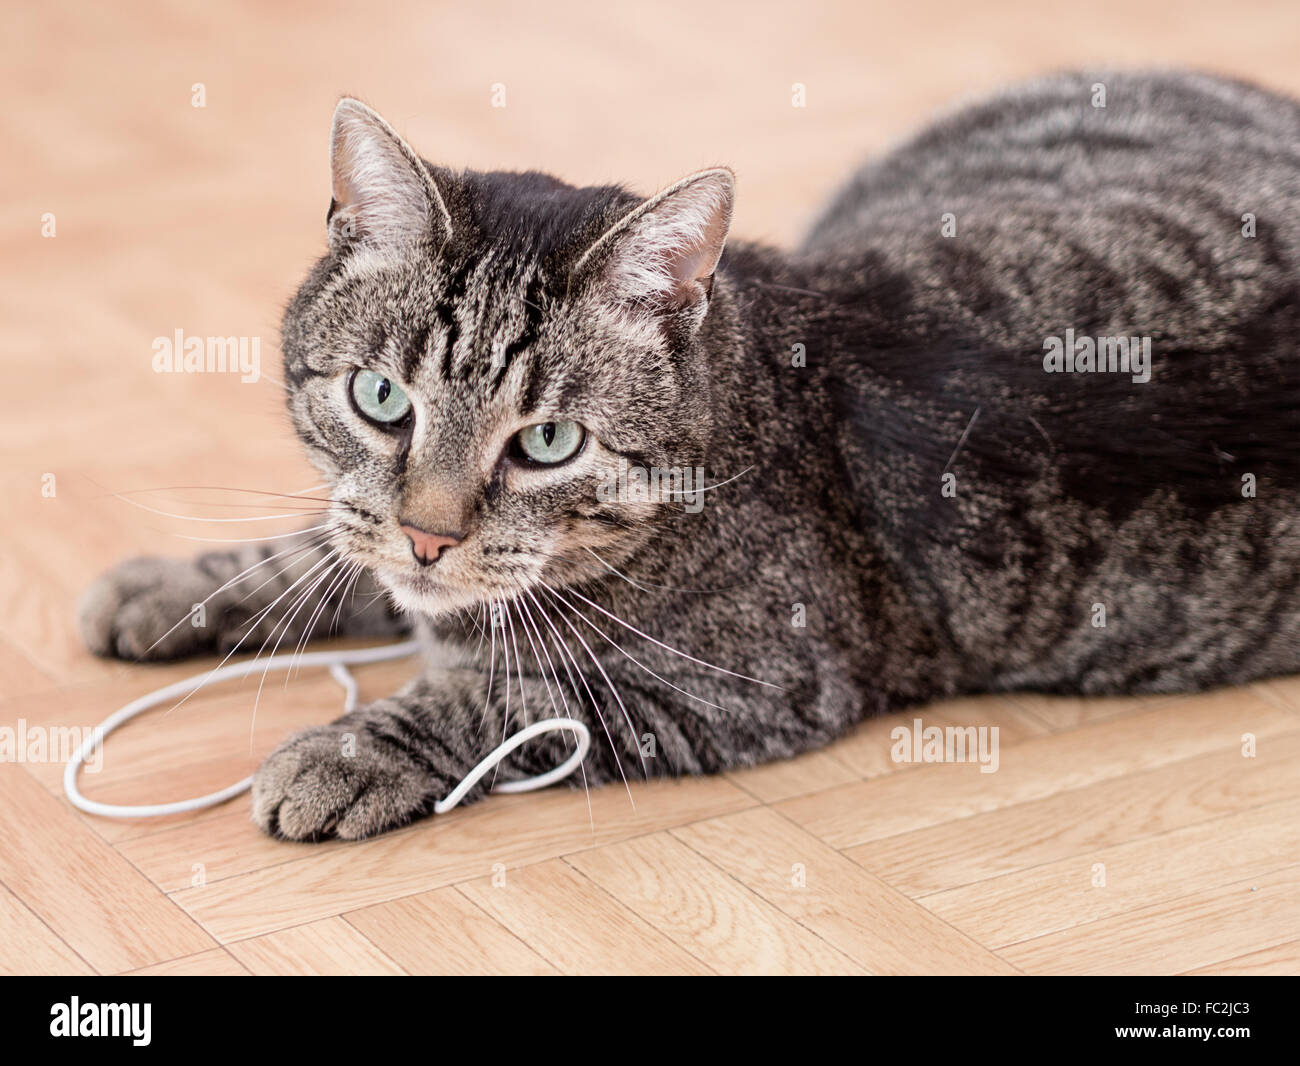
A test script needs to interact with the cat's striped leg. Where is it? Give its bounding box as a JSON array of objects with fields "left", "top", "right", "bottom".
[
  {"left": 79, "top": 532, "right": 405, "bottom": 662},
  {"left": 250, "top": 664, "right": 631, "bottom": 840}
]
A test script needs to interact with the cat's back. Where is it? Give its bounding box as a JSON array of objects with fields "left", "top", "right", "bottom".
[
  {"left": 807, "top": 70, "right": 1300, "bottom": 243},
  {"left": 791, "top": 72, "right": 1300, "bottom": 695},
  {"left": 801, "top": 70, "right": 1300, "bottom": 340}
]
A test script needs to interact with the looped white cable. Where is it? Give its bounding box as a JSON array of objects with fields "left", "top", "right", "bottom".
[{"left": 63, "top": 640, "right": 590, "bottom": 821}]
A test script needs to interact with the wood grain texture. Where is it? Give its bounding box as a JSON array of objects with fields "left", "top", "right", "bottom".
[
  {"left": 0, "top": 765, "right": 215, "bottom": 972},
  {"left": 0, "top": 883, "right": 93, "bottom": 975},
  {"left": 567, "top": 833, "right": 865, "bottom": 974},
  {"left": 1182, "top": 938, "right": 1300, "bottom": 976},
  {"left": 725, "top": 748, "right": 860, "bottom": 803},
  {"left": 777, "top": 691, "right": 1295, "bottom": 848},
  {"left": 124, "top": 948, "right": 250, "bottom": 976},
  {"left": 227, "top": 917, "right": 406, "bottom": 976},
  {"left": 170, "top": 778, "right": 755, "bottom": 942},
  {"left": 922, "top": 798, "right": 1300, "bottom": 947},
  {"left": 846, "top": 728, "right": 1300, "bottom": 897},
  {"left": 345, "top": 888, "right": 557, "bottom": 975},
  {"left": 459, "top": 859, "right": 712, "bottom": 975},
  {"left": 1002, "top": 866, "right": 1300, "bottom": 975},
  {"left": 673, "top": 808, "right": 1017, "bottom": 975},
  {"left": 2, "top": 0, "right": 1299, "bottom": 976}
]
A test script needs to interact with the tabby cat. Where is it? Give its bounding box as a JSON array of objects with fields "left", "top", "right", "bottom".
[{"left": 81, "top": 71, "right": 1300, "bottom": 839}]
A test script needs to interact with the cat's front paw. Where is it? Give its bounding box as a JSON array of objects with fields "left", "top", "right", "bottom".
[
  {"left": 251, "top": 719, "right": 441, "bottom": 841},
  {"left": 79, "top": 556, "right": 223, "bottom": 661}
]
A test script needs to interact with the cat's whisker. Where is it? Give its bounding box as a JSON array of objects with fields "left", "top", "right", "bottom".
[
  {"left": 252, "top": 573, "right": 327, "bottom": 700},
  {"left": 107, "top": 492, "right": 330, "bottom": 523},
  {"left": 168, "top": 524, "right": 332, "bottom": 544},
  {"left": 327, "top": 561, "right": 365, "bottom": 637},
  {"left": 512, "top": 588, "right": 592, "bottom": 826},
  {"left": 229, "top": 536, "right": 334, "bottom": 611},
  {"left": 488, "top": 600, "right": 530, "bottom": 789},
  {"left": 452, "top": 610, "right": 470, "bottom": 640},
  {"left": 104, "top": 484, "right": 333, "bottom": 504},
  {"left": 526, "top": 589, "right": 590, "bottom": 728},
  {"left": 749, "top": 278, "right": 829, "bottom": 298},
  {"left": 286, "top": 556, "right": 359, "bottom": 686},
  {"left": 582, "top": 546, "right": 651, "bottom": 592},
  {"left": 509, "top": 594, "right": 571, "bottom": 752},
  {"left": 308, "top": 557, "right": 364, "bottom": 646},
  {"left": 499, "top": 598, "right": 513, "bottom": 751},
  {"left": 658, "top": 465, "right": 754, "bottom": 497},
  {"left": 120, "top": 499, "right": 330, "bottom": 512},
  {"left": 487, "top": 603, "right": 521, "bottom": 788},
  {"left": 256, "top": 553, "right": 342, "bottom": 678},
  {"left": 357, "top": 588, "right": 390, "bottom": 612},
  {"left": 476, "top": 597, "right": 499, "bottom": 737},
  {"left": 88, "top": 471, "right": 333, "bottom": 522},
  {"left": 513, "top": 588, "right": 572, "bottom": 722},
  {"left": 158, "top": 548, "right": 340, "bottom": 720},
  {"left": 942, "top": 405, "right": 982, "bottom": 476},
  {"left": 469, "top": 602, "right": 488, "bottom": 658},
  {"left": 541, "top": 579, "right": 783, "bottom": 690},
  {"left": 521, "top": 585, "right": 632, "bottom": 806},
  {"left": 530, "top": 587, "right": 646, "bottom": 781},
  {"left": 583, "top": 546, "right": 738, "bottom": 595},
  {"left": 546, "top": 585, "right": 726, "bottom": 712},
  {"left": 503, "top": 601, "right": 530, "bottom": 728},
  {"left": 336, "top": 561, "right": 370, "bottom": 634},
  {"left": 516, "top": 585, "right": 584, "bottom": 721},
  {"left": 139, "top": 534, "right": 329, "bottom": 658},
  {"left": 281, "top": 562, "right": 349, "bottom": 689},
  {"left": 249, "top": 553, "right": 345, "bottom": 742},
  {"left": 255, "top": 370, "right": 290, "bottom": 392}
]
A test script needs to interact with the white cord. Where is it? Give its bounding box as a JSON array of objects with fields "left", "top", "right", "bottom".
[{"left": 63, "top": 639, "right": 591, "bottom": 821}]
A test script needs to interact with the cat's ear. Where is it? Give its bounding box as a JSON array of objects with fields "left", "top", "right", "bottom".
[
  {"left": 327, "top": 98, "right": 452, "bottom": 253},
  {"left": 576, "top": 168, "right": 734, "bottom": 321}
]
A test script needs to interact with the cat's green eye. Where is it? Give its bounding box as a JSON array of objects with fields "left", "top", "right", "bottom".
[
  {"left": 349, "top": 369, "right": 412, "bottom": 427},
  {"left": 514, "top": 421, "right": 586, "bottom": 465}
]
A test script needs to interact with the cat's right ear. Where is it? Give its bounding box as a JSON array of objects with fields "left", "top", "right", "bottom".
[
  {"left": 327, "top": 98, "right": 452, "bottom": 254},
  {"left": 571, "top": 168, "right": 734, "bottom": 329}
]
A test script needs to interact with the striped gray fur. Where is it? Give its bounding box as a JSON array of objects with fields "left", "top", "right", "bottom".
[{"left": 82, "top": 72, "right": 1300, "bottom": 839}]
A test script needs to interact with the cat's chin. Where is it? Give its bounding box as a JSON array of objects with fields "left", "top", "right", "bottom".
[{"left": 376, "top": 567, "right": 484, "bottom": 618}]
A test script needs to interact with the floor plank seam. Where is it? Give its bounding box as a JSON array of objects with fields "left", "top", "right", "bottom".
[
  {"left": 901, "top": 791, "right": 1300, "bottom": 905},
  {"left": 986, "top": 859, "right": 1300, "bottom": 960},
  {"left": 556, "top": 856, "right": 724, "bottom": 976},
  {"left": 163, "top": 798, "right": 763, "bottom": 944},
  {"left": 812, "top": 719, "right": 1300, "bottom": 854},
  {"left": 765, "top": 804, "right": 1014, "bottom": 972},
  {"left": 1173, "top": 935, "right": 1300, "bottom": 976},
  {"left": 660, "top": 826, "right": 869, "bottom": 974},
  {"left": 0, "top": 876, "right": 101, "bottom": 976},
  {"left": 440, "top": 885, "right": 560, "bottom": 974}
]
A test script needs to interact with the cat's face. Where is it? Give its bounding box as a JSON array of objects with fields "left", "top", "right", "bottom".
[{"left": 281, "top": 99, "right": 733, "bottom": 618}]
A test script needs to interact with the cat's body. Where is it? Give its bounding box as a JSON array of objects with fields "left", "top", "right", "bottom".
[{"left": 82, "top": 71, "right": 1300, "bottom": 839}]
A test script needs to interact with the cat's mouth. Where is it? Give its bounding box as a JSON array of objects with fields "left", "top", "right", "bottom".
[
  {"left": 371, "top": 565, "right": 451, "bottom": 613},
  {"left": 375, "top": 564, "right": 494, "bottom": 618},
  {"left": 386, "top": 569, "right": 447, "bottom": 595}
]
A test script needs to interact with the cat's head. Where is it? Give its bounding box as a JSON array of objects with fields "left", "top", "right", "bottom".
[{"left": 282, "top": 98, "right": 734, "bottom": 617}]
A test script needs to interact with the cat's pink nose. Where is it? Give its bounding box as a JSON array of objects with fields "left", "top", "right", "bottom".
[{"left": 400, "top": 523, "right": 461, "bottom": 567}]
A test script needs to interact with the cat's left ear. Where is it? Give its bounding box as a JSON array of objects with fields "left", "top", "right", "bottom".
[
  {"left": 327, "top": 98, "right": 453, "bottom": 253},
  {"left": 575, "top": 168, "right": 734, "bottom": 324}
]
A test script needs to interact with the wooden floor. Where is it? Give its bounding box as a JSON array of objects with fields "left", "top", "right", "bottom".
[{"left": 3, "top": 0, "right": 1300, "bottom": 976}]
